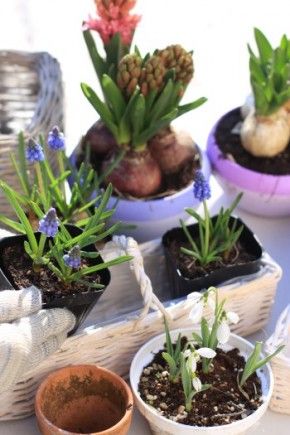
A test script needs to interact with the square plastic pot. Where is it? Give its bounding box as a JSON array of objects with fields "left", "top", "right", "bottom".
[
  {"left": 0, "top": 226, "right": 111, "bottom": 334},
  {"left": 162, "top": 216, "right": 263, "bottom": 298}
]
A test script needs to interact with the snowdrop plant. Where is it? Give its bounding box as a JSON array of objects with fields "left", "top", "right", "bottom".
[
  {"left": 159, "top": 287, "right": 284, "bottom": 415},
  {"left": 0, "top": 181, "right": 131, "bottom": 284},
  {"left": 189, "top": 287, "right": 239, "bottom": 373},
  {"left": 3, "top": 129, "right": 104, "bottom": 230},
  {"left": 189, "top": 287, "right": 284, "bottom": 377},
  {"left": 180, "top": 171, "right": 243, "bottom": 267},
  {"left": 180, "top": 351, "right": 211, "bottom": 412},
  {"left": 162, "top": 317, "right": 214, "bottom": 411},
  {"left": 239, "top": 341, "right": 284, "bottom": 388},
  {"left": 162, "top": 317, "right": 182, "bottom": 382}
]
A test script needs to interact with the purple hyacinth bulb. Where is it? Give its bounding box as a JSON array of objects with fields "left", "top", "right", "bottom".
[
  {"left": 26, "top": 139, "right": 45, "bottom": 163},
  {"left": 63, "top": 245, "right": 81, "bottom": 269},
  {"left": 47, "top": 126, "right": 65, "bottom": 151},
  {"left": 38, "top": 208, "right": 59, "bottom": 237},
  {"left": 193, "top": 170, "right": 211, "bottom": 202}
]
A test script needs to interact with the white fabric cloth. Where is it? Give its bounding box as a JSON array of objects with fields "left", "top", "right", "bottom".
[{"left": 0, "top": 286, "right": 75, "bottom": 393}]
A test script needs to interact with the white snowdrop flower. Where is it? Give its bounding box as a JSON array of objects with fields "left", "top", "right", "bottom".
[
  {"left": 192, "top": 376, "right": 202, "bottom": 392},
  {"left": 217, "top": 320, "right": 231, "bottom": 344},
  {"left": 187, "top": 292, "right": 203, "bottom": 302},
  {"left": 197, "top": 347, "right": 216, "bottom": 359},
  {"left": 189, "top": 300, "right": 204, "bottom": 323},
  {"left": 183, "top": 349, "right": 191, "bottom": 359},
  {"left": 226, "top": 311, "right": 239, "bottom": 324},
  {"left": 207, "top": 295, "right": 216, "bottom": 311},
  {"left": 187, "top": 354, "right": 197, "bottom": 373}
]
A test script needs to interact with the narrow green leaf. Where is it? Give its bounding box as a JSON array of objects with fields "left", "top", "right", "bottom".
[
  {"left": 102, "top": 74, "right": 126, "bottom": 122},
  {"left": 177, "top": 97, "right": 207, "bottom": 118},
  {"left": 254, "top": 28, "right": 273, "bottom": 65},
  {"left": 80, "top": 83, "right": 119, "bottom": 139},
  {"left": 83, "top": 30, "right": 107, "bottom": 82},
  {"left": 0, "top": 214, "right": 25, "bottom": 234}
]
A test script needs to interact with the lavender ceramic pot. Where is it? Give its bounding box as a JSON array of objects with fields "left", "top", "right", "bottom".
[
  {"left": 70, "top": 147, "right": 210, "bottom": 243},
  {"left": 207, "top": 109, "right": 290, "bottom": 218}
]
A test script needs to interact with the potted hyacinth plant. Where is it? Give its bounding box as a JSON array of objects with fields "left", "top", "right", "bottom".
[
  {"left": 162, "top": 171, "right": 263, "bottom": 298},
  {"left": 207, "top": 28, "right": 290, "bottom": 217},
  {"left": 0, "top": 126, "right": 104, "bottom": 232},
  {"left": 130, "top": 287, "right": 283, "bottom": 434},
  {"left": 0, "top": 180, "right": 132, "bottom": 333},
  {"left": 70, "top": 0, "right": 210, "bottom": 241}
]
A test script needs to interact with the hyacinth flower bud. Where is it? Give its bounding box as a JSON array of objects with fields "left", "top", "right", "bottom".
[
  {"left": 26, "top": 139, "right": 45, "bottom": 163},
  {"left": 63, "top": 245, "right": 81, "bottom": 269},
  {"left": 193, "top": 170, "right": 211, "bottom": 202},
  {"left": 38, "top": 208, "right": 59, "bottom": 237},
  {"left": 47, "top": 126, "right": 65, "bottom": 151}
]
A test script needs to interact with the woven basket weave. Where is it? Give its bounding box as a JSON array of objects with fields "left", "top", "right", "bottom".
[
  {"left": 0, "top": 50, "right": 64, "bottom": 217},
  {"left": 265, "top": 306, "right": 290, "bottom": 415},
  {"left": 0, "top": 235, "right": 281, "bottom": 421}
]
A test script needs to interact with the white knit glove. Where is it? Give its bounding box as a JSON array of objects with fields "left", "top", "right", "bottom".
[{"left": 0, "top": 286, "right": 75, "bottom": 393}]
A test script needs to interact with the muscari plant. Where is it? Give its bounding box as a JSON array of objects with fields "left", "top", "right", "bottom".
[
  {"left": 1, "top": 127, "right": 107, "bottom": 232},
  {"left": 161, "top": 287, "right": 283, "bottom": 412},
  {"left": 241, "top": 28, "right": 290, "bottom": 157},
  {"left": 0, "top": 180, "right": 131, "bottom": 286},
  {"left": 180, "top": 170, "right": 243, "bottom": 268}
]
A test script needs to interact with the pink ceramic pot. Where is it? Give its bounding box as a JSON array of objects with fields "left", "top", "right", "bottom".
[{"left": 207, "top": 109, "right": 290, "bottom": 217}]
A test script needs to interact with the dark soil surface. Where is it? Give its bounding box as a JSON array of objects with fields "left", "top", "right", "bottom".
[
  {"left": 77, "top": 145, "right": 201, "bottom": 200},
  {"left": 1, "top": 244, "right": 101, "bottom": 303},
  {"left": 167, "top": 238, "right": 255, "bottom": 280},
  {"left": 139, "top": 344, "right": 262, "bottom": 427},
  {"left": 215, "top": 108, "right": 290, "bottom": 175}
]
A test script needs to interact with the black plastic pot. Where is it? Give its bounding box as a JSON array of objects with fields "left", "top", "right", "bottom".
[
  {"left": 0, "top": 226, "right": 111, "bottom": 334},
  {"left": 162, "top": 216, "right": 263, "bottom": 298}
]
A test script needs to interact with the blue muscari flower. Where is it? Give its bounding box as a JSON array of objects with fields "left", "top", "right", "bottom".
[
  {"left": 38, "top": 208, "right": 59, "bottom": 237},
  {"left": 47, "top": 126, "right": 65, "bottom": 151},
  {"left": 26, "top": 139, "right": 45, "bottom": 163},
  {"left": 193, "top": 170, "right": 211, "bottom": 202},
  {"left": 63, "top": 245, "right": 81, "bottom": 269}
]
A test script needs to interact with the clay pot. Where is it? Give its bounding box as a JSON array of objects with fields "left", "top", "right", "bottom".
[{"left": 35, "top": 365, "right": 133, "bottom": 435}]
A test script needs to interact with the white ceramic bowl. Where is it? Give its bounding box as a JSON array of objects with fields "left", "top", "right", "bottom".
[{"left": 130, "top": 328, "right": 273, "bottom": 435}]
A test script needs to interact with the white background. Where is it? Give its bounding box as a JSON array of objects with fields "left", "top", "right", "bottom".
[{"left": 0, "top": 0, "right": 290, "bottom": 433}]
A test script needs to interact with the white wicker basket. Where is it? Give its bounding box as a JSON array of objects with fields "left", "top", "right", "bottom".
[
  {"left": 265, "top": 306, "right": 290, "bottom": 415},
  {"left": 0, "top": 50, "right": 64, "bottom": 218},
  {"left": 0, "top": 235, "right": 281, "bottom": 421}
]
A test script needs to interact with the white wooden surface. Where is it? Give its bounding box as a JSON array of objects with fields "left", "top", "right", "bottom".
[{"left": 0, "top": 0, "right": 290, "bottom": 434}]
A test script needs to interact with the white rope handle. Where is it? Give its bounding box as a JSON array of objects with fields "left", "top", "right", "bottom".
[{"left": 112, "top": 235, "right": 170, "bottom": 324}]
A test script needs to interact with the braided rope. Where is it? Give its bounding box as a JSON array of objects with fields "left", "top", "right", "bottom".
[{"left": 112, "top": 235, "right": 170, "bottom": 324}]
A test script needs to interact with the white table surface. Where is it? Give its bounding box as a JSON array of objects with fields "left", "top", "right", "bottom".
[{"left": 1, "top": 0, "right": 290, "bottom": 434}]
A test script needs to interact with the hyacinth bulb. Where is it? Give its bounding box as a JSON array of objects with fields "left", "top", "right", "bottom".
[
  {"left": 102, "top": 149, "right": 162, "bottom": 197},
  {"left": 84, "top": 120, "right": 117, "bottom": 155},
  {"left": 241, "top": 108, "right": 290, "bottom": 157},
  {"left": 284, "top": 100, "right": 290, "bottom": 127},
  {"left": 148, "top": 127, "right": 198, "bottom": 174}
]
